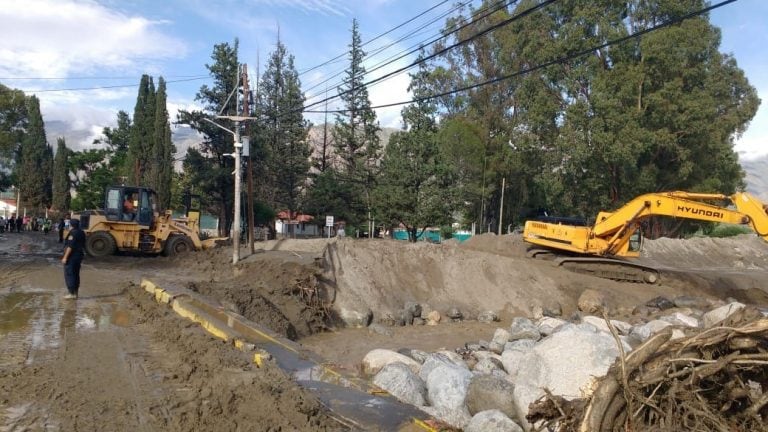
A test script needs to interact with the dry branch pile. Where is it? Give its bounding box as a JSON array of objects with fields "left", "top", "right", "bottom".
[{"left": 528, "top": 308, "right": 768, "bottom": 431}]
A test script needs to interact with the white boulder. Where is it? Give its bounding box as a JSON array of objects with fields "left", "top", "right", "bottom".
[{"left": 362, "top": 349, "right": 421, "bottom": 376}]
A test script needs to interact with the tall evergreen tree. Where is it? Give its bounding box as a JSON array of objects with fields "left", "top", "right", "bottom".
[
  {"left": 127, "top": 75, "right": 156, "bottom": 185},
  {"left": 254, "top": 39, "right": 310, "bottom": 215},
  {"left": 52, "top": 137, "right": 70, "bottom": 211},
  {"left": 149, "top": 77, "right": 175, "bottom": 209},
  {"left": 333, "top": 19, "right": 381, "bottom": 227},
  {"left": 0, "top": 84, "right": 27, "bottom": 191},
  {"left": 178, "top": 40, "right": 240, "bottom": 236},
  {"left": 16, "top": 95, "right": 50, "bottom": 211}
]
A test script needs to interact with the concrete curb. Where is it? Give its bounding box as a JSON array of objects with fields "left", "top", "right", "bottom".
[{"left": 140, "top": 278, "right": 438, "bottom": 432}]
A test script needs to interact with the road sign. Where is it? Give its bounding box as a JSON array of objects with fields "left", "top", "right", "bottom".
[{"left": 326, "top": 216, "right": 334, "bottom": 227}]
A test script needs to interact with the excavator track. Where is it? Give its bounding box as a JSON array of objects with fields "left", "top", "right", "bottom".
[{"left": 528, "top": 249, "right": 660, "bottom": 284}]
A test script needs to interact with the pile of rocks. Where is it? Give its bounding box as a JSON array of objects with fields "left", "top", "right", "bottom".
[{"left": 360, "top": 290, "right": 754, "bottom": 431}]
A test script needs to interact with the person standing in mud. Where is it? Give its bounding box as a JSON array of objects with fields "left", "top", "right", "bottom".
[
  {"left": 61, "top": 219, "right": 86, "bottom": 300},
  {"left": 57, "top": 218, "right": 65, "bottom": 243}
]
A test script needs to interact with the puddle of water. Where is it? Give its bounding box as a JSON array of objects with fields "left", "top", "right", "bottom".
[
  {"left": 0, "top": 292, "right": 37, "bottom": 335},
  {"left": 0, "top": 291, "right": 134, "bottom": 368}
]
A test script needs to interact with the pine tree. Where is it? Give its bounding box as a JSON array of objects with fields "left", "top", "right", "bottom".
[
  {"left": 255, "top": 39, "right": 310, "bottom": 215},
  {"left": 333, "top": 19, "right": 381, "bottom": 227},
  {"left": 178, "top": 40, "right": 240, "bottom": 236},
  {"left": 149, "top": 77, "right": 175, "bottom": 210},
  {"left": 52, "top": 137, "right": 70, "bottom": 211},
  {"left": 17, "top": 95, "right": 50, "bottom": 212}
]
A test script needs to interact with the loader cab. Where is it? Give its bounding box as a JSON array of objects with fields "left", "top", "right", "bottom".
[{"left": 104, "top": 186, "right": 157, "bottom": 227}]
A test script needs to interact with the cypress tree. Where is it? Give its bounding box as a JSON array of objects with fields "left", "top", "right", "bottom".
[
  {"left": 52, "top": 137, "right": 70, "bottom": 211},
  {"left": 149, "top": 77, "right": 174, "bottom": 209},
  {"left": 17, "top": 95, "right": 50, "bottom": 212},
  {"left": 127, "top": 75, "right": 156, "bottom": 185}
]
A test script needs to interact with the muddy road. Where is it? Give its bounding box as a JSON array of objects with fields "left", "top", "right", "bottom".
[
  {"left": 0, "top": 232, "right": 343, "bottom": 432},
  {"left": 1, "top": 230, "right": 767, "bottom": 431}
]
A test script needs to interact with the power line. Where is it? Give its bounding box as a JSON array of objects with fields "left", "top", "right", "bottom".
[
  {"left": 313, "top": 0, "right": 519, "bottom": 102},
  {"left": 301, "top": 0, "right": 477, "bottom": 97},
  {"left": 0, "top": 74, "right": 208, "bottom": 80},
  {"left": 304, "top": 0, "right": 547, "bottom": 111},
  {"left": 302, "top": 0, "right": 511, "bottom": 104},
  {"left": 20, "top": 76, "right": 210, "bottom": 93},
  {"left": 298, "top": 0, "right": 452, "bottom": 76},
  {"left": 305, "top": 0, "right": 738, "bottom": 114}
]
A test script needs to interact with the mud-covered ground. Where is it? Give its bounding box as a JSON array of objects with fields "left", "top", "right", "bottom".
[
  {"left": 0, "top": 232, "right": 344, "bottom": 431},
  {"left": 1, "top": 230, "right": 767, "bottom": 431}
]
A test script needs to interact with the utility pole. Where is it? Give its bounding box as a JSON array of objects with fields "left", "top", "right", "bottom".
[
  {"left": 498, "top": 177, "right": 505, "bottom": 235},
  {"left": 242, "top": 64, "right": 256, "bottom": 254},
  {"left": 204, "top": 64, "right": 258, "bottom": 265}
]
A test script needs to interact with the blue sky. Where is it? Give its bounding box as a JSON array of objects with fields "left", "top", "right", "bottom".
[{"left": 0, "top": 0, "right": 765, "bottom": 160}]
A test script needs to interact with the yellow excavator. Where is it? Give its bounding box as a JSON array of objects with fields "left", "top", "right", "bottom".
[
  {"left": 73, "top": 186, "right": 217, "bottom": 257},
  {"left": 523, "top": 191, "right": 768, "bottom": 283}
]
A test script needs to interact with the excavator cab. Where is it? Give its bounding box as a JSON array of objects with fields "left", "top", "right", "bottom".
[
  {"left": 628, "top": 229, "right": 643, "bottom": 253},
  {"left": 104, "top": 186, "right": 157, "bottom": 228}
]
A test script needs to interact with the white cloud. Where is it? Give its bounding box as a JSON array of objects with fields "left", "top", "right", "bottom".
[
  {"left": 734, "top": 87, "right": 768, "bottom": 160},
  {"left": 0, "top": 0, "right": 187, "bottom": 79},
  {"left": 253, "top": 0, "right": 351, "bottom": 17}
]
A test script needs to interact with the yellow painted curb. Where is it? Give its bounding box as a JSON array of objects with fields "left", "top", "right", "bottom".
[
  {"left": 171, "top": 299, "right": 237, "bottom": 342},
  {"left": 141, "top": 279, "right": 158, "bottom": 295},
  {"left": 411, "top": 418, "right": 439, "bottom": 432},
  {"left": 253, "top": 352, "right": 265, "bottom": 368},
  {"left": 141, "top": 278, "right": 438, "bottom": 430}
]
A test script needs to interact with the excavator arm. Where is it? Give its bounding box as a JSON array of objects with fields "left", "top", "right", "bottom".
[{"left": 524, "top": 191, "right": 768, "bottom": 258}]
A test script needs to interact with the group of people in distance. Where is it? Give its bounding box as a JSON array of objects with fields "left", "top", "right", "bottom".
[{"left": 0, "top": 214, "right": 65, "bottom": 238}]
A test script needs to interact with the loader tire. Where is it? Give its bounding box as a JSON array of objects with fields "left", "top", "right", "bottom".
[
  {"left": 164, "top": 235, "right": 194, "bottom": 257},
  {"left": 86, "top": 231, "right": 117, "bottom": 257}
]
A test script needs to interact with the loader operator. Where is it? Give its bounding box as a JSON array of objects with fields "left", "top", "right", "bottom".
[{"left": 123, "top": 193, "right": 137, "bottom": 221}]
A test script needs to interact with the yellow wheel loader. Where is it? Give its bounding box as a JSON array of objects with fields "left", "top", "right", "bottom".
[{"left": 72, "top": 186, "right": 212, "bottom": 257}]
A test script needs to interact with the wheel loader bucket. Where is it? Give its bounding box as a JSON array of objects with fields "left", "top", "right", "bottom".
[{"left": 200, "top": 237, "right": 230, "bottom": 250}]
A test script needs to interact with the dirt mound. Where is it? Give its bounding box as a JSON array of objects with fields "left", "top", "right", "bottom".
[
  {"left": 643, "top": 234, "right": 768, "bottom": 270},
  {"left": 176, "top": 246, "right": 329, "bottom": 340},
  {"left": 458, "top": 232, "right": 529, "bottom": 258},
  {"left": 183, "top": 233, "right": 768, "bottom": 339},
  {"left": 322, "top": 238, "right": 566, "bottom": 320}
]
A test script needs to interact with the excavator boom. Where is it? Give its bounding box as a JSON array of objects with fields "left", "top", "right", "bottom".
[{"left": 523, "top": 191, "right": 768, "bottom": 283}]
